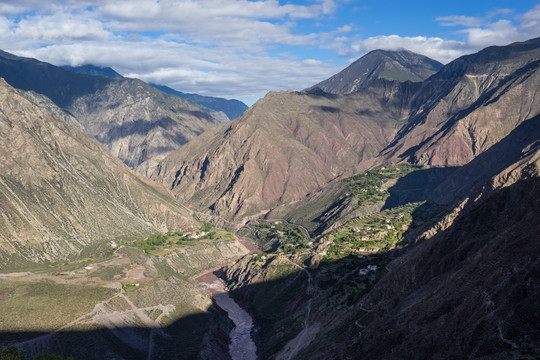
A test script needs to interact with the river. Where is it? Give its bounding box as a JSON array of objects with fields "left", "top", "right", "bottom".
[{"left": 196, "top": 271, "right": 257, "bottom": 360}]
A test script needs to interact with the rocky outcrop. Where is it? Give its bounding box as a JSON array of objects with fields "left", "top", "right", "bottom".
[{"left": 0, "top": 78, "right": 198, "bottom": 269}]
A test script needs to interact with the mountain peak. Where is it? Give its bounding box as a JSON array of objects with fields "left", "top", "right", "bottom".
[{"left": 311, "top": 49, "right": 443, "bottom": 94}]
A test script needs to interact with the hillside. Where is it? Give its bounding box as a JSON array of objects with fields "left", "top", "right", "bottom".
[
  {"left": 382, "top": 37, "right": 540, "bottom": 166},
  {"left": 65, "top": 78, "right": 219, "bottom": 172},
  {"left": 0, "top": 51, "right": 219, "bottom": 171},
  {"left": 218, "top": 115, "right": 540, "bottom": 360},
  {"left": 152, "top": 82, "right": 418, "bottom": 219},
  {"left": 311, "top": 49, "right": 443, "bottom": 94},
  {"left": 0, "top": 78, "right": 198, "bottom": 269},
  {"left": 59, "top": 65, "right": 248, "bottom": 121}
]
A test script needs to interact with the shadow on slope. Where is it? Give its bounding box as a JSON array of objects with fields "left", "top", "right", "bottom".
[
  {"left": 0, "top": 308, "right": 228, "bottom": 360},
  {"left": 2, "top": 118, "right": 538, "bottom": 360},
  {"left": 2, "top": 174, "right": 539, "bottom": 360},
  {"left": 383, "top": 114, "right": 540, "bottom": 210}
]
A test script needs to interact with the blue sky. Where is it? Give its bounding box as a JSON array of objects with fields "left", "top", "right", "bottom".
[{"left": 0, "top": 0, "right": 538, "bottom": 105}]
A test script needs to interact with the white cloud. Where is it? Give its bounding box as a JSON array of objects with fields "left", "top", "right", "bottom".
[
  {"left": 15, "top": 14, "right": 110, "bottom": 43},
  {"left": 15, "top": 38, "right": 341, "bottom": 101},
  {"left": 0, "top": 1, "right": 538, "bottom": 103},
  {"left": 347, "top": 35, "right": 465, "bottom": 64},
  {"left": 436, "top": 15, "right": 483, "bottom": 27},
  {"left": 345, "top": 4, "right": 540, "bottom": 64}
]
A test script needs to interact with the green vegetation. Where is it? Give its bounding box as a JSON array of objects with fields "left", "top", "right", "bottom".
[
  {"left": 122, "top": 282, "right": 140, "bottom": 291},
  {"left": 250, "top": 222, "right": 309, "bottom": 253},
  {"left": 90, "top": 265, "right": 126, "bottom": 281},
  {"left": 200, "top": 221, "right": 213, "bottom": 232},
  {"left": 133, "top": 224, "right": 235, "bottom": 255},
  {"left": 320, "top": 202, "right": 422, "bottom": 260},
  {"left": 344, "top": 164, "right": 422, "bottom": 206}
]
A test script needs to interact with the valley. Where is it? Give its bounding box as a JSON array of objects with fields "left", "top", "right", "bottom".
[
  {"left": 0, "top": 36, "right": 539, "bottom": 360},
  {"left": 0, "top": 225, "right": 251, "bottom": 359}
]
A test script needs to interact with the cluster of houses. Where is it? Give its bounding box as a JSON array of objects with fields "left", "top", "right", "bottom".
[
  {"left": 358, "top": 264, "right": 378, "bottom": 275},
  {"left": 185, "top": 231, "right": 209, "bottom": 239},
  {"left": 352, "top": 226, "right": 371, "bottom": 233},
  {"left": 358, "top": 247, "right": 380, "bottom": 253}
]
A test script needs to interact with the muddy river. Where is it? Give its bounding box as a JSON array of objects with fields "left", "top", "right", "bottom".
[{"left": 196, "top": 271, "right": 257, "bottom": 360}]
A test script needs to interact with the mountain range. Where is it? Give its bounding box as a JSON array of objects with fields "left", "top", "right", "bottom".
[
  {"left": 59, "top": 64, "right": 248, "bottom": 121},
  {"left": 0, "top": 51, "right": 242, "bottom": 172},
  {"left": 0, "top": 37, "right": 538, "bottom": 359},
  {"left": 150, "top": 38, "right": 540, "bottom": 223}
]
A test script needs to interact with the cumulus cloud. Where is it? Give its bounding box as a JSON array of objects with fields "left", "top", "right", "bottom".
[
  {"left": 16, "top": 38, "right": 340, "bottom": 101},
  {"left": 347, "top": 35, "right": 466, "bottom": 64},
  {"left": 344, "top": 4, "right": 540, "bottom": 64},
  {"left": 0, "top": 1, "right": 538, "bottom": 102},
  {"left": 15, "top": 14, "right": 110, "bottom": 43},
  {"left": 436, "top": 15, "right": 483, "bottom": 27}
]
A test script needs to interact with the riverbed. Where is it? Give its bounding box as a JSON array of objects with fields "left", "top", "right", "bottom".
[{"left": 196, "top": 271, "right": 257, "bottom": 360}]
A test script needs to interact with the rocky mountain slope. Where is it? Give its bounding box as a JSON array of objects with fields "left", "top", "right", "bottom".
[
  {"left": 152, "top": 82, "right": 418, "bottom": 219},
  {"left": 0, "top": 78, "right": 198, "bottom": 269},
  {"left": 66, "top": 78, "right": 219, "bottom": 172},
  {"left": 331, "top": 120, "right": 539, "bottom": 359},
  {"left": 59, "top": 65, "right": 248, "bottom": 121},
  {"left": 311, "top": 49, "right": 443, "bottom": 94},
  {"left": 0, "top": 50, "right": 220, "bottom": 171},
  {"left": 382, "top": 37, "right": 540, "bottom": 166},
  {"left": 151, "top": 39, "right": 539, "bottom": 223},
  {"left": 217, "top": 114, "right": 540, "bottom": 360}
]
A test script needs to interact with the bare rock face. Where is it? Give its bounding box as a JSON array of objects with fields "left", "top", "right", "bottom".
[
  {"left": 152, "top": 85, "right": 414, "bottom": 219},
  {"left": 310, "top": 49, "right": 443, "bottom": 94},
  {"left": 65, "top": 77, "right": 220, "bottom": 171},
  {"left": 383, "top": 38, "right": 540, "bottom": 167},
  {"left": 0, "top": 79, "right": 197, "bottom": 268}
]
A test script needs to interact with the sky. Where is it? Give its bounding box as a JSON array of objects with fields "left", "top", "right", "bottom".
[{"left": 0, "top": 1, "right": 539, "bottom": 105}]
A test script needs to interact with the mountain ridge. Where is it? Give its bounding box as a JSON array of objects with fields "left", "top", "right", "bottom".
[{"left": 0, "top": 50, "right": 220, "bottom": 171}]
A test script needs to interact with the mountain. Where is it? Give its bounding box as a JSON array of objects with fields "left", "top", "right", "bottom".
[
  {"left": 382, "top": 37, "right": 540, "bottom": 167},
  {"left": 59, "top": 65, "right": 248, "bottom": 121},
  {"left": 0, "top": 78, "right": 198, "bottom": 269},
  {"left": 223, "top": 116, "right": 540, "bottom": 360},
  {"left": 311, "top": 49, "right": 443, "bottom": 94},
  {"left": 66, "top": 78, "right": 220, "bottom": 172},
  {"left": 61, "top": 64, "right": 123, "bottom": 78},
  {"left": 151, "top": 40, "right": 539, "bottom": 222},
  {"left": 0, "top": 51, "right": 219, "bottom": 171},
  {"left": 152, "top": 84, "right": 249, "bottom": 121},
  {"left": 151, "top": 82, "right": 419, "bottom": 219},
  {"left": 326, "top": 118, "right": 540, "bottom": 359}
]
